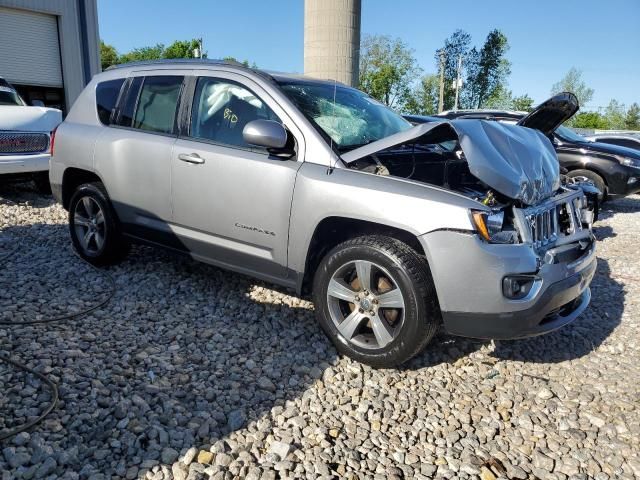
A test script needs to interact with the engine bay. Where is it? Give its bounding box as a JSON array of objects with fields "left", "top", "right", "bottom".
[
  {"left": 347, "top": 136, "right": 597, "bottom": 247},
  {"left": 348, "top": 140, "right": 510, "bottom": 207}
]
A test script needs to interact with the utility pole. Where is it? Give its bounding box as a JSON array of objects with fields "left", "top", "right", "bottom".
[
  {"left": 438, "top": 50, "right": 445, "bottom": 113},
  {"left": 193, "top": 37, "right": 203, "bottom": 59},
  {"left": 453, "top": 55, "right": 463, "bottom": 111}
]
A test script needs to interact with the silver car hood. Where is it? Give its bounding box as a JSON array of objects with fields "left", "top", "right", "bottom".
[{"left": 341, "top": 120, "right": 560, "bottom": 206}]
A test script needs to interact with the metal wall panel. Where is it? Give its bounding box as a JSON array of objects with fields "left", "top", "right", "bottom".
[
  {"left": 0, "top": 6, "right": 63, "bottom": 87},
  {"left": 0, "top": 0, "right": 100, "bottom": 110}
]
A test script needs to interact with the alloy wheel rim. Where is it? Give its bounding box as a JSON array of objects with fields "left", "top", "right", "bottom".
[
  {"left": 326, "top": 260, "right": 405, "bottom": 350},
  {"left": 73, "top": 196, "right": 105, "bottom": 255}
]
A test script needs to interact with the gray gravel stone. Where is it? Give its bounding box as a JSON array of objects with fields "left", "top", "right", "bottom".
[{"left": 0, "top": 187, "right": 639, "bottom": 479}]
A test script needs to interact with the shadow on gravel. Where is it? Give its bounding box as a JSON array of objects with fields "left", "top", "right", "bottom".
[
  {"left": 0, "top": 182, "right": 54, "bottom": 209},
  {"left": 597, "top": 195, "right": 640, "bottom": 222},
  {"left": 491, "top": 257, "right": 623, "bottom": 363},
  {"left": 0, "top": 220, "right": 338, "bottom": 477}
]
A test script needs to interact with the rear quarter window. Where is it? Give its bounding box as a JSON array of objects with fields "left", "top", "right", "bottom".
[{"left": 96, "top": 78, "right": 125, "bottom": 125}]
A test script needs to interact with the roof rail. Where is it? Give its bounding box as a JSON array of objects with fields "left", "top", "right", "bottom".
[{"left": 105, "top": 58, "right": 238, "bottom": 71}]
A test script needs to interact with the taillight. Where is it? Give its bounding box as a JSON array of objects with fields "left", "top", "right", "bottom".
[{"left": 50, "top": 127, "right": 57, "bottom": 155}]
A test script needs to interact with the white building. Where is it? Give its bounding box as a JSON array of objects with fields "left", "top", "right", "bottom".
[{"left": 0, "top": 0, "right": 100, "bottom": 113}]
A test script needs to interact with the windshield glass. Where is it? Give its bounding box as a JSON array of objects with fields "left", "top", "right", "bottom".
[
  {"left": 277, "top": 80, "right": 411, "bottom": 150},
  {"left": 556, "top": 125, "right": 586, "bottom": 143},
  {"left": 0, "top": 86, "right": 26, "bottom": 106}
]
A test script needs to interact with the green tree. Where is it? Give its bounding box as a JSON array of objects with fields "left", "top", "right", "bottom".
[
  {"left": 100, "top": 41, "right": 119, "bottom": 71},
  {"left": 359, "top": 34, "right": 421, "bottom": 110},
  {"left": 164, "top": 39, "right": 203, "bottom": 59},
  {"left": 625, "top": 103, "right": 640, "bottom": 130},
  {"left": 551, "top": 67, "right": 594, "bottom": 107},
  {"left": 435, "top": 30, "right": 472, "bottom": 110},
  {"left": 463, "top": 29, "right": 511, "bottom": 108},
  {"left": 404, "top": 74, "right": 439, "bottom": 115},
  {"left": 223, "top": 56, "right": 257, "bottom": 68},
  {"left": 573, "top": 111, "right": 609, "bottom": 129},
  {"left": 512, "top": 94, "right": 534, "bottom": 112},
  {"left": 484, "top": 84, "right": 514, "bottom": 109},
  {"left": 604, "top": 99, "right": 626, "bottom": 130},
  {"left": 119, "top": 44, "right": 165, "bottom": 63}
]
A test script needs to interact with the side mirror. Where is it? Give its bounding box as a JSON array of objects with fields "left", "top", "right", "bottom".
[
  {"left": 243, "top": 119, "right": 290, "bottom": 153},
  {"left": 31, "top": 100, "right": 45, "bottom": 107}
]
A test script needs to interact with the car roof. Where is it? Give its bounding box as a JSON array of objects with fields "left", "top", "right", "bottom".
[
  {"left": 104, "top": 58, "right": 349, "bottom": 89},
  {"left": 590, "top": 133, "right": 640, "bottom": 139},
  {"left": 436, "top": 110, "right": 526, "bottom": 120},
  {"left": 440, "top": 108, "right": 527, "bottom": 116}
]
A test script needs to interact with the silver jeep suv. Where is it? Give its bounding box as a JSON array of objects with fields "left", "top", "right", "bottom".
[{"left": 50, "top": 60, "right": 596, "bottom": 367}]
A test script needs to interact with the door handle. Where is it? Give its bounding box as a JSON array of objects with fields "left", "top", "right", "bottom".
[{"left": 178, "top": 153, "right": 205, "bottom": 164}]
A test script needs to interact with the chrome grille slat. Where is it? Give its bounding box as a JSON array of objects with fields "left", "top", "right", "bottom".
[
  {"left": 0, "top": 132, "right": 49, "bottom": 154},
  {"left": 517, "top": 189, "right": 587, "bottom": 250}
]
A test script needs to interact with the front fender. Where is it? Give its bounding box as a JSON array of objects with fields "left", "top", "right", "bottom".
[{"left": 287, "top": 162, "right": 482, "bottom": 275}]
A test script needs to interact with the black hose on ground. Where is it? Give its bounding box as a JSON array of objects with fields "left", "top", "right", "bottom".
[{"left": 0, "top": 247, "right": 116, "bottom": 442}]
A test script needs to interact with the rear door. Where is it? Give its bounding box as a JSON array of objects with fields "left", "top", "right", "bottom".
[
  {"left": 94, "top": 73, "right": 186, "bottom": 239},
  {"left": 170, "top": 72, "right": 304, "bottom": 283}
]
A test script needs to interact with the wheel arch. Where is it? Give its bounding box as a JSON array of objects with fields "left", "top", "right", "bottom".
[
  {"left": 564, "top": 161, "right": 609, "bottom": 187},
  {"left": 298, "top": 216, "right": 426, "bottom": 295},
  {"left": 61, "top": 167, "right": 105, "bottom": 210}
]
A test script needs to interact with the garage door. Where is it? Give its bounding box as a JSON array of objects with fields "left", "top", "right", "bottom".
[{"left": 0, "top": 7, "right": 63, "bottom": 87}]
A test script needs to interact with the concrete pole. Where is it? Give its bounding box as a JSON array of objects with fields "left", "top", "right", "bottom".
[
  {"left": 304, "top": 0, "right": 362, "bottom": 87},
  {"left": 438, "top": 51, "right": 445, "bottom": 113},
  {"left": 454, "top": 55, "right": 463, "bottom": 110}
]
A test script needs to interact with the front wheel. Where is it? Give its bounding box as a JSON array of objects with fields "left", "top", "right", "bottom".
[
  {"left": 68, "top": 182, "right": 129, "bottom": 265},
  {"left": 312, "top": 235, "right": 440, "bottom": 367},
  {"left": 567, "top": 169, "right": 607, "bottom": 202}
]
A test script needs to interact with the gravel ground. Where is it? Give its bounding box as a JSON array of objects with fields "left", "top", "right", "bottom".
[{"left": 0, "top": 183, "right": 638, "bottom": 480}]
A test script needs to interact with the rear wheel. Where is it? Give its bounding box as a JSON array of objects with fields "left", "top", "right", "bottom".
[
  {"left": 567, "top": 169, "right": 607, "bottom": 202},
  {"left": 68, "top": 182, "right": 129, "bottom": 265},
  {"left": 312, "top": 235, "right": 440, "bottom": 367}
]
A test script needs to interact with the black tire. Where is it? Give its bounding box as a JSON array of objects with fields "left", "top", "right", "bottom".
[
  {"left": 312, "top": 235, "right": 440, "bottom": 367},
  {"left": 567, "top": 169, "right": 607, "bottom": 202},
  {"left": 32, "top": 172, "right": 52, "bottom": 195},
  {"left": 68, "top": 182, "right": 129, "bottom": 265}
]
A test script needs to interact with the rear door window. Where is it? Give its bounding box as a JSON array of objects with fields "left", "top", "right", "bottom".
[
  {"left": 115, "top": 76, "right": 143, "bottom": 127},
  {"left": 132, "top": 76, "right": 184, "bottom": 134},
  {"left": 96, "top": 78, "right": 125, "bottom": 125}
]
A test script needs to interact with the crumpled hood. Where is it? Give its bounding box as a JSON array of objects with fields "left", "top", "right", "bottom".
[
  {"left": 341, "top": 119, "right": 560, "bottom": 206},
  {"left": 0, "top": 106, "right": 62, "bottom": 132}
]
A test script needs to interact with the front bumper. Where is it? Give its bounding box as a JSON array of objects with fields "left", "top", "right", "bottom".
[
  {"left": 598, "top": 163, "right": 640, "bottom": 197},
  {"left": 421, "top": 230, "right": 596, "bottom": 340},
  {"left": 0, "top": 153, "right": 50, "bottom": 174}
]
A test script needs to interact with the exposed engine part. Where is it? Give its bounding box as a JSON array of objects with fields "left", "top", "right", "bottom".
[
  {"left": 482, "top": 190, "right": 498, "bottom": 207},
  {"left": 371, "top": 154, "right": 390, "bottom": 176}
]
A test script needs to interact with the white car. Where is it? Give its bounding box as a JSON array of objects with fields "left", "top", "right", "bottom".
[{"left": 0, "top": 77, "right": 62, "bottom": 193}]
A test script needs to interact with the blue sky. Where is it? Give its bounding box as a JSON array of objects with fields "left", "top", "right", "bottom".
[{"left": 98, "top": 0, "right": 639, "bottom": 110}]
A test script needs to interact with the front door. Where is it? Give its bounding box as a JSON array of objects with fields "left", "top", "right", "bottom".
[{"left": 170, "top": 74, "right": 303, "bottom": 283}]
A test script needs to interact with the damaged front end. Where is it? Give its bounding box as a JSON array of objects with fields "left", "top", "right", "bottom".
[
  {"left": 341, "top": 119, "right": 596, "bottom": 250},
  {"left": 342, "top": 118, "right": 597, "bottom": 339}
]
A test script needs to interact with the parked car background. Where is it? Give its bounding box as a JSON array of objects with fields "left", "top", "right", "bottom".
[
  {"left": 406, "top": 97, "right": 640, "bottom": 201},
  {"left": 0, "top": 77, "right": 62, "bottom": 193},
  {"left": 584, "top": 133, "right": 640, "bottom": 151}
]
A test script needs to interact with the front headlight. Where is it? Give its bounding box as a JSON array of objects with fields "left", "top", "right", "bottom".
[
  {"left": 618, "top": 156, "right": 640, "bottom": 169},
  {"left": 471, "top": 210, "right": 504, "bottom": 242}
]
